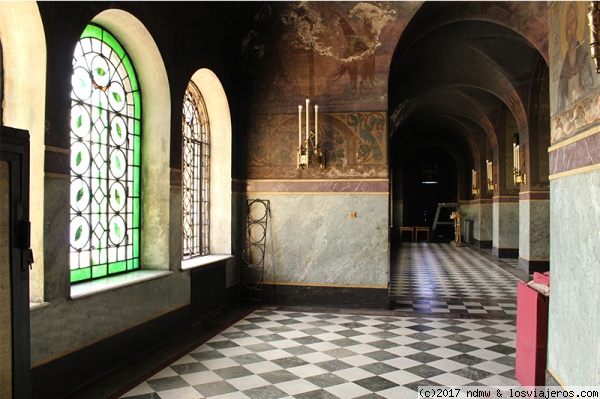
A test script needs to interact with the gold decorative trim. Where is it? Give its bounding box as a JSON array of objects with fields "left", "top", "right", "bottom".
[
  {"left": 546, "top": 368, "right": 568, "bottom": 390},
  {"left": 245, "top": 178, "right": 389, "bottom": 183},
  {"left": 549, "top": 162, "right": 600, "bottom": 180},
  {"left": 243, "top": 192, "right": 388, "bottom": 196}
]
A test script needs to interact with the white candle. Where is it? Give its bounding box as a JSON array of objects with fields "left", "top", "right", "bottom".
[
  {"left": 305, "top": 99, "right": 310, "bottom": 144},
  {"left": 472, "top": 169, "right": 476, "bottom": 187},
  {"left": 516, "top": 144, "right": 520, "bottom": 170},
  {"left": 298, "top": 105, "right": 303, "bottom": 148},
  {"left": 315, "top": 104, "right": 319, "bottom": 146},
  {"left": 513, "top": 143, "right": 517, "bottom": 170},
  {"left": 486, "top": 160, "right": 492, "bottom": 181}
]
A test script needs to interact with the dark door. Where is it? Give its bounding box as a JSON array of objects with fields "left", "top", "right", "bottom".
[{"left": 0, "top": 126, "right": 32, "bottom": 399}]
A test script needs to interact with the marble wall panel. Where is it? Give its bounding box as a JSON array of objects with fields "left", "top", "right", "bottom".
[
  {"left": 479, "top": 203, "right": 493, "bottom": 242},
  {"left": 43, "top": 177, "right": 70, "bottom": 301},
  {"left": 30, "top": 272, "right": 190, "bottom": 366},
  {"left": 520, "top": 199, "right": 550, "bottom": 261},
  {"left": 458, "top": 202, "right": 492, "bottom": 244},
  {"left": 548, "top": 172, "right": 600, "bottom": 387},
  {"left": 244, "top": 193, "right": 389, "bottom": 288},
  {"left": 493, "top": 200, "right": 519, "bottom": 249}
]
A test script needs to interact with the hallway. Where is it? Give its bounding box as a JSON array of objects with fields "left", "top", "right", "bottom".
[{"left": 70, "top": 243, "right": 529, "bottom": 399}]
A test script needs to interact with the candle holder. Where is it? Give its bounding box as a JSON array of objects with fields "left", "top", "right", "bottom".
[
  {"left": 297, "top": 99, "right": 325, "bottom": 169},
  {"left": 297, "top": 131, "right": 325, "bottom": 169},
  {"left": 486, "top": 160, "right": 497, "bottom": 191},
  {"left": 512, "top": 142, "right": 526, "bottom": 186},
  {"left": 589, "top": 1, "right": 600, "bottom": 73},
  {"left": 471, "top": 169, "right": 480, "bottom": 195},
  {"left": 514, "top": 166, "right": 526, "bottom": 186}
]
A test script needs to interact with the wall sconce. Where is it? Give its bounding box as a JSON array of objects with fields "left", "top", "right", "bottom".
[
  {"left": 471, "top": 169, "right": 479, "bottom": 195},
  {"left": 486, "top": 159, "right": 497, "bottom": 191},
  {"left": 589, "top": 2, "right": 600, "bottom": 73},
  {"left": 512, "top": 139, "right": 526, "bottom": 186},
  {"left": 297, "top": 99, "right": 325, "bottom": 169}
]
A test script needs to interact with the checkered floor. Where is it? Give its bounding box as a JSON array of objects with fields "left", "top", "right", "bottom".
[
  {"left": 120, "top": 310, "right": 520, "bottom": 398},
  {"left": 83, "top": 241, "right": 528, "bottom": 399},
  {"left": 390, "top": 243, "right": 524, "bottom": 317}
]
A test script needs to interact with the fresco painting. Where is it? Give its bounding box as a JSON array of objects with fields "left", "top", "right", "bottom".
[
  {"left": 247, "top": 111, "right": 387, "bottom": 179},
  {"left": 549, "top": 1, "right": 600, "bottom": 143}
]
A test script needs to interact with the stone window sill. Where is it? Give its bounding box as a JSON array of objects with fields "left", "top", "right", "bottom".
[
  {"left": 70, "top": 270, "right": 172, "bottom": 300},
  {"left": 181, "top": 254, "right": 233, "bottom": 270},
  {"left": 30, "top": 302, "right": 51, "bottom": 311}
]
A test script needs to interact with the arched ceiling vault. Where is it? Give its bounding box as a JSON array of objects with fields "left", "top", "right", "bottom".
[{"left": 389, "top": 2, "right": 548, "bottom": 166}]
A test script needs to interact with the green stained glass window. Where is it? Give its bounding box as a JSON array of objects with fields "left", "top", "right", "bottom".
[
  {"left": 69, "top": 24, "right": 141, "bottom": 283},
  {"left": 182, "top": 81, "right": 209, "bottom": 258}
]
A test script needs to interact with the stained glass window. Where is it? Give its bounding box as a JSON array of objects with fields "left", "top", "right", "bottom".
[
  {"left": 69, "top": 24, "right": 141, "bottom": 283},
  {"left": 182, "top": 81, "right": 210, "bottom": 258}
]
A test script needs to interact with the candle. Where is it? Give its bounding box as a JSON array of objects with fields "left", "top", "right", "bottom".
[
  {"left": 486, "top": 160, "right": 492, "bottom": 181},
  {"left": 516, "top": 144, "right": 520, "bottom": 170},
  {"left": 305, "top": 99, "right": 310, "bottom": 144},
  {"left": 314, "top": 104, "right": 319, "bottom": 146},
  {"left": 513, "top": 143, "right": 517, "bottom": 170},
  {"left": 298, "top": 105, "right": 302, "bottom": 148},
  {"left": 472, "top": 169, "right": 476, "bottom": 187}
]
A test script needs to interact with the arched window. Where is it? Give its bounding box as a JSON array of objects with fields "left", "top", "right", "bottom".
[
  {"left": 182, "top": 81, "right": 210, "bottom": 258},
  {"left": 69, "top": 24, "right": 141, "bottom": 283}
]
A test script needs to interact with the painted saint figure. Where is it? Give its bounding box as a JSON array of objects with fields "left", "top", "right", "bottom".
[{"left": 558, "top": 1, "right": 594, "bottom": 110}]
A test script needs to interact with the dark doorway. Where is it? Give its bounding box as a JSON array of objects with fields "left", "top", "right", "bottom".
[
  {"left": 403, "top": 146, "right": 457, "bottom": 242},
  {"left": 0, "top": 126, "right": 32, "bottom": 399}
]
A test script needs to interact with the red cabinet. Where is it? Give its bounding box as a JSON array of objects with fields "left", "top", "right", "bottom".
[{"left": 515, "top": 281, "right": 549, "bottom": 387}]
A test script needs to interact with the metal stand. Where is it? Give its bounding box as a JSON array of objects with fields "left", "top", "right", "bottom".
[
  {"left": 240, "top": 199, "right": 270, "bottom": 304},
  {"left": 431, "top": 202, "right": 459, "bottom": 238}
]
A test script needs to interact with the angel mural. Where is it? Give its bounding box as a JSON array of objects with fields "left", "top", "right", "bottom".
[
  {"left": 277, "top": 2, "right": 396, "bottom": 95},
  {"left": 332, "top": 4, "right": 396, "bottom": 94},
  {"left": 332, "top": 11, "right": 377, "bottom": 94}
]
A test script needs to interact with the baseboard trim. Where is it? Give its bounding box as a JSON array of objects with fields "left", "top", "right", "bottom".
[{"left": 255, "top": 283, "right": 390, "bottom": 310}]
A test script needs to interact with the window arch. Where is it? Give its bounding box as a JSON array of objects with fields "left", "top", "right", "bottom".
[
  {"left": 180, "top": 69, "right": 232, "bottom": 271},
  {"left": 182, "top": 81, "right": 210, "bottom": 258},
  {"left": 69, "top": 24, "right": 141, "bottom": 283}
]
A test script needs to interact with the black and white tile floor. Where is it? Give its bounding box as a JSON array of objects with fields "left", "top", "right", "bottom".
[
  {"left": 390, "top": 243, "right": 526, "bottom": 318},
  {"left": 120, "top": 310, "right": 519, "bottom": 399},
  {"left": 114, "top": 243, "right": 526, "bottom": 399}
]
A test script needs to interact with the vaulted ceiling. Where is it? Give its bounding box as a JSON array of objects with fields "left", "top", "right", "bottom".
[{"left": 389, "top": 2, "right": 548, "bottom": 174}]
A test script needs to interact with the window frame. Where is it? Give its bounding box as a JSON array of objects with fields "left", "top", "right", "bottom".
[
  {"left": 68, "top": 23, "right": 142, "bottom": 284},
  {"left": 182, "top": 80, "right": 210, "bottom": 259}
]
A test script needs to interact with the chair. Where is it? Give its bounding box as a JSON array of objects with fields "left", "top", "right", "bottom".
[
  {"left": 399, "top": 226, "right": 414, "bottom": 242},
  {"left": 414, "top": 226, "right": 430, "bottom": 243}
]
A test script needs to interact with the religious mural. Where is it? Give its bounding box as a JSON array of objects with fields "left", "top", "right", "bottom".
[
  {"left": 242, "top": 2, "right": 419, "bottom": 113},
  {"left": 550, "top": 1, "right": 600, "bottom": 143},
  {"left": 246, "top": 111, "right": 387, "bottom": 179}
]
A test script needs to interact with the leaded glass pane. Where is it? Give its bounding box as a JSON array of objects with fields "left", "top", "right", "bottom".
[
  {"left": 182, "top": 81, "right": 210, "bottom": 258},
  {"left": 69, "top": 25, "right": 141, "bottom": 283}
]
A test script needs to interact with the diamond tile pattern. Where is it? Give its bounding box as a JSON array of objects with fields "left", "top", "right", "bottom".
[
  {"left": 390, "top": 243, "right": 522, "bottom": 317},
  {"left": 120, "top": 311, "right": 520, "bottom": 398}
]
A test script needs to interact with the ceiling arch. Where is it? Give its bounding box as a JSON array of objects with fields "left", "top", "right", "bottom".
[{"left": 389, "top": 3, "right": 547, "bottom": 174}]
